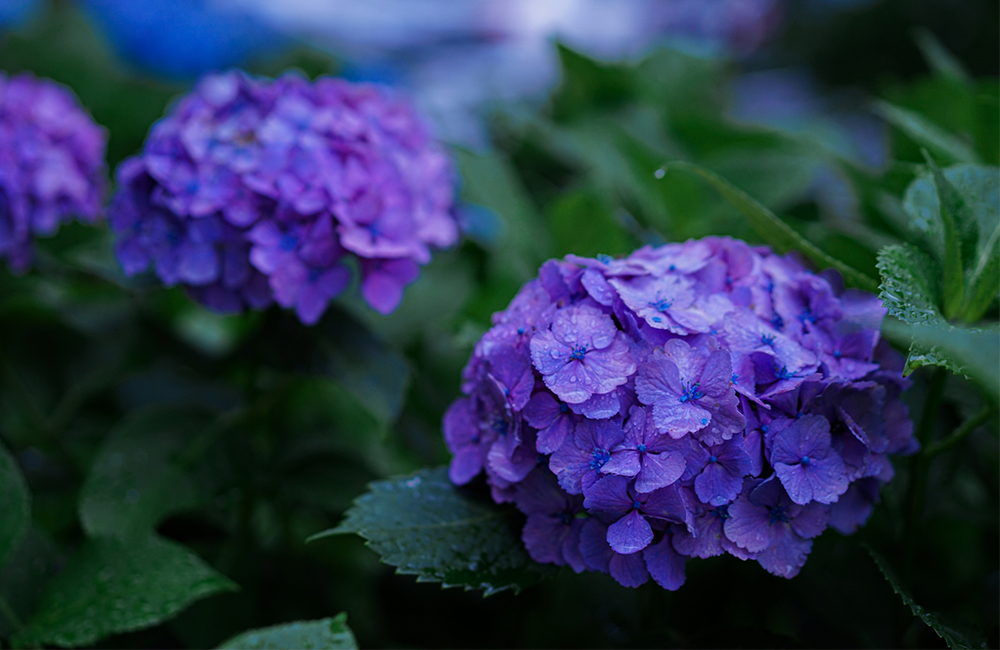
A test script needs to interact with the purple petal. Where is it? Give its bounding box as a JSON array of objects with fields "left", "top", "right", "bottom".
[
  {"left": 644, "top": 534, "right": 687, "bottom": 591},
  {"left": 634, "top": 451, "right": 686, "bottom": 493},
  {"left": 607, "top": 508, "right": 653, "bottom": 555},
  {"left": 609, "top": 551, "right": 650, "bottom": 588}
]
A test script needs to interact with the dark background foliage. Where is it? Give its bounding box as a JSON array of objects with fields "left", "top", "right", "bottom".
[{"left": 0, "top": 0, "right": 997, "bottom": 647}]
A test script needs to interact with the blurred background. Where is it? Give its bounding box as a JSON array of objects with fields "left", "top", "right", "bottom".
[{"left": 0, "top": 0, "right": 997, "bottom": 648}]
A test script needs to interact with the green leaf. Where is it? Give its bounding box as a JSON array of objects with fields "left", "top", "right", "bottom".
[
  {"left": 0, "top": 528, "right": 61, "bottom": 639},
  {"left": 901, "top": 163, "right": 1000, "bottom": 321},
  {"left": 311, "top": 467, "right": 553, "bottom": 596},
  {"left": 921, "top": 153, "right": 966, "bottom": 318},
  {"left": 546, "top": 189, "right": 637, "bottom": 258},
  {"left": 902, "top": 321, "right": 999, "bottom": 398},
  {"left": 659, "top": 161, "right": 879, "bottom": 292},
  {"left": 0, "top": 441, "right": 30, "bottom": 569},
  {"left": 453, "top": 147, "right": 551, "bottom": 284},
  {"left": 866, "top": 546, "right": 982, "bottom": 649},
  {"left": 12, "top": 534, "right": 238, "bottom": 648},
  {"left": 79, "top": 407, "right": 225, "bottom": 540},
  {"left": 876, "top": 244, "right": 943, "bottom": 326},
  {"left": 217, "top": 613, "right": 358, "bottom": 650},
  {"left": 913, "top": 27, "right": 971, "bottom": 84},
  {"left": 875, "top": 100, "right": 980, "bottom": 164}
]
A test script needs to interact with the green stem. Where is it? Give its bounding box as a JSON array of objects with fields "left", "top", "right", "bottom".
[
  {"left": 923, "top": 406, "right": 995, "bottom": 458},
  {"left": 903, "top": 368, "right": 946, "bottom": 566}
]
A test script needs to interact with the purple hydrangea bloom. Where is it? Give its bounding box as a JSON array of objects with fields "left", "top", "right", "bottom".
[
  {"left": 0, "top": 73, "right": 106, "bottom": 272},
  {"left": 444, "top": 237, "right": 916, "bottom": 589},
  {"left": 109, "top": 70, "right": 457, "bottom": 323}
]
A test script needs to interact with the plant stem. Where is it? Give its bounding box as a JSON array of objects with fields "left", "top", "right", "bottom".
[{"left": 923, "top": 406, "right": 995, "bottom": 458}]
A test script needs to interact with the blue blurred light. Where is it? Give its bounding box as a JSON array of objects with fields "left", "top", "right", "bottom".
[
  {"left": 0, "top": 0, "right": 42, "bottom": 29},
  {"left": 80, "top": 0, "right": 285, "bottom": 79}
]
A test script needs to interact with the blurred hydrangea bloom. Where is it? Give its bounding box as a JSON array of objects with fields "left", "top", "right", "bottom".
[
  {"left": 109, "top": 70, "right": 458, "bottom": 322},
  {"left": 0, "top": 72, "right": 106, "bottom": 272},
  {"left": 445, "top": 237, "right": 916, "bottom": 588}
]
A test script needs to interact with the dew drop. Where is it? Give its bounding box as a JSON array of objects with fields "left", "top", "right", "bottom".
[{"left": 654, "top": 168, "right": 666, "bottom": 179}]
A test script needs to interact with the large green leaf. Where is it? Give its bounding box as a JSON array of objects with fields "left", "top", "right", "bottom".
[
  {"left": 311, "top": 467, "right": 553, "bottom": 596},
  {"left": 877, "top": 244, "right": 943, "bottom": 326},
  {"left": 901, "top": 163, "right": 1000, "bottom": 321},
  {"left": 78, "top": 407, "right": 225, "bottom": 540},
  {"left": 12, "top": 535, "right": 237, "bottom": 648},
  {"left": 0, "top": 528, "right": 61, "bottom": 640},
  {"left": 875, "top": 100, "right": 980, "bottom": 164},
  {"left": 0, "top": 441, "right": 30, "bottom": 569},
  {"left": 903, "top": 322, "right": 999, "bottom": 398},
  {"left": 866, "top": 546, "right": 981, "bottom": 649},
  {"left": 217, "top": 613, "right": 357, "bottom": 650},
  {"left": 661, "top": 161, "right": 879, "bottom": 292}
]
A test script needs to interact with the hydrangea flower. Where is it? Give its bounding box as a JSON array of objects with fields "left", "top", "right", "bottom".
[
  {"left": 109, "top": 70, "right": 458, "bottom": 323},
  {"left": 444, "top": 237, "right": 916, "bottom": 589},
  {"left": 0, "top": 73, "right": 106, "bottom": 272}
]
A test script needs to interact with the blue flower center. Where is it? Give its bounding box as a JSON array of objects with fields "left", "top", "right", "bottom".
[
  {"left": 760, "top": 424, "right": 769, "bottom": 433},
  {"left": 597, "top": 254, "right": 613, "bottom": 264},
  {"left": 491, "top": 416, "right": 508, "bottom": 437},
  {"left": 279, "top": 234, "right": 297, "bottom": 251},
  {"left": 774, "top": 365, "right": 796, "bottom": 380},
  {"left": 711, "top": 504, "right": 731, "bottom": 520},
  {"left": 833, "top": 350, "right": 842, "bottom": 359},
  {"left": 668, "top": 264, "right": 676, "bottom": 271},
  {"left": 636, "top": 444, "right": 647, "bottom": 453},
  {"left": 516, "top": 327, "right": 525, "bottom": 335},
  {"left": 589, "top": 447, "right": 610, "bottom": 470},
  {"left": 771, "top": 314, "right": 784, "bottom": 330},
  {"left": 679, "top": 381, "right": 704, "bottom": 403},
  {"left": 761, "top": 333, "right": 776, "bottom": 347},
  {"left": 799, "top": 308, "right": 816, "bottom": 323},
  {"left": 558, "top": 403, "right": 570, "bottom": 414},
  {"left": 366, "top": 222, "right": 382, "bottom": 239},
  {"left": 569, "top": 345, "right": 588, "bottom": 361},
  {"left": 800, "top": 456, "right": 811, "bottom": 466},
  {"left": 649, "top": 298, "right": 673, "bottom": 312},
  {"left": 632, "top": 500, "right": 642, "bottom": 510},
  {"left": 708, "top": 455, "right": 718, "bottom": 463},
  {"left": 768, "top": 505, "right": 790, "bottom": 525}
]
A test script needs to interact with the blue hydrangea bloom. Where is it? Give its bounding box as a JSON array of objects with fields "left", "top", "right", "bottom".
[
  {"left": 0, "top": 73, "right": 107, "bottom": 272},
  {"left": 444, "top": 237, "right": 917, "bottom": 589},
  {"left": 109, "top": 70, "right": 458, "bottom": 323}
]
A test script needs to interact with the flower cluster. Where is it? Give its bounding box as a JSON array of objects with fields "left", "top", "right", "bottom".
[
  {"left": 445, "top": 237, "right": 916, "bottom": 588},
  {"left": 0, "top": 73, "right": 106, "bottom": 272},
  {"left": 109, "top": 70, "right": 457, "bottom": 323}
]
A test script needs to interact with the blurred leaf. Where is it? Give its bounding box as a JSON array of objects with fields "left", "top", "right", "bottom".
[
  {"left": 79, "top": 406, "right": 225, "bottom": 539},
  {"left": 217, "top": 613, "right": 357, "bottom": 650},
  {"left": 0, "top": 441, "right": 30, "bottom": 569},
  {"left": 312, "top": 467, "right": 553, "bottom": 596},
  {"left": 313, "top": 311, "right": 410, "bottom": 423},
  {"left": 0, "top": 528, "right": 62, "bottom": 639},
  {"left": 546, "top": 189, "right": 636, "bottom": 258},
  {"left": 912, "top": 28, "right": 971, "bottom": 84},
  {"left": 875, "top": 100, "right": 980, "bottom": 164},
  {"left": 454, "top": 148, "right": 551, "bottom": 282},
  {"left": 551, "top": 44, "right": 635, "bottom": 122},
  {"left": 660, "top": 161, "right": 879, "bottom": 292},
  {"left": 877, "top": 244, "right": 943, "bottom": 326},
  {"left": 12, "top": 534, "right": 237, "bottom": 648},
  {"left": 962, "top": 221, "right": 999, "bottom": 322},
  {"left": 866, "top": 546, "right": 981, "bottom": 649}
]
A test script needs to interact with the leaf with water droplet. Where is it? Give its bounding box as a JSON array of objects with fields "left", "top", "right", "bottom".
[
  {"left": 217, "top": 613, "right": 357, "bottom": 649},
  {"left": 866, "top": 545, "right": 984, "bottom": 649},
  {"left": 0, "top": 440, "right": 30, "bottom": 569},
  {"left": 11, "top": 534, "right": 237, "bottom": 648},
  {"left": 309, "top": 467, "right": 554, "bottom": 596}
]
